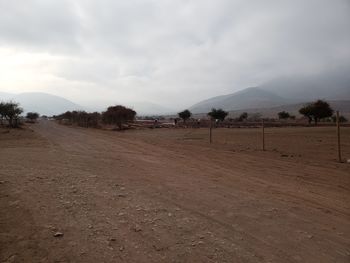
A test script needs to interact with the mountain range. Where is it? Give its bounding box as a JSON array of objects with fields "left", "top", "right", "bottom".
[
  {"left": 189, "top": 87, "right": 350, "bottom": 117},
  {"left": 0, "top": 92, "right": 82, "bottom": 116},
  {"left": 0, "top": 92, "right": 175, "bottom": 116},
  {"left": 189, "top": 69, "right": 350, "bottom": 114},
  {"left": 225, "top": 100, "right": 350, "bottom": 119},
  {"left": 189, "top": 87, "right": 294, "bottom": 114},
  {"left": 1, "top": 78, "right": 349, "bottom": 117}
]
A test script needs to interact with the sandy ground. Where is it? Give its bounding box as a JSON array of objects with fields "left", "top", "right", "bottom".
[{"left": 0, "top": 120, "right": 349, "bottom": 263}]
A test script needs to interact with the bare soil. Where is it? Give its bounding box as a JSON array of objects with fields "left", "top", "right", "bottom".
[{"left": 0, "top": 121, "right": 349, "bottom": 263}]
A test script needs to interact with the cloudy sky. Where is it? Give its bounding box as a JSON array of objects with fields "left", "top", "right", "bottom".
[{"left": 0, "top": 0, "right": 349, "bottom": 110}]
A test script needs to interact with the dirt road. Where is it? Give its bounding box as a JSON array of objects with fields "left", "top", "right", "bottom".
[{"left": 1, "top": 121, "right": 349, "bottom": 262}]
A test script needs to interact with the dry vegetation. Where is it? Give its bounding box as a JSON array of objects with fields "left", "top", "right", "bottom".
[{"left": 0, "top": 121, "right": 349, "bottom": 262}]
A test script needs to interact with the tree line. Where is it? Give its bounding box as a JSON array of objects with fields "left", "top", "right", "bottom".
[
  {"left": 1, "top": 99, "right": 347, "bottom": 129},
  {"left": 178, "top": 108, "right": 229, "bottom": 123},
  {"left": 177, "top": 99, "right": 347, "bottom": 125},
  {"left": 54, "top": 105, "right": 136, "bottom": 130},
  {"left": 0, "top": 101, "right": 41, "bottom": 128}
]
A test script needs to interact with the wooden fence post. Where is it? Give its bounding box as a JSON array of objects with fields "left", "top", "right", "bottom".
[
  {"left": 262, "top": 119, "right": 265, "bottom": 151},
  {"left": 209, "top": 121, "right": 212, "bottom": 144},
  {"left": 336, "top": 111, "right": 342, "bottom": 162}
]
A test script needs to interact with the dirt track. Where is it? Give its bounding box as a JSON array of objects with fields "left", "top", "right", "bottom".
[{"left": 0, "top": 121, "right": 349, "bottom": 262}]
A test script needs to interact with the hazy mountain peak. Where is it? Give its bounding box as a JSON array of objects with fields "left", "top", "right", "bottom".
[
  {"left": 0, "top": 91, "right": 16, "bottom": 101},
  {"left": 189, "top": 87, "right": 289, "bottom": 114},
  {"left": 0, "top": 92, "right": 82, "bottom": 116}
]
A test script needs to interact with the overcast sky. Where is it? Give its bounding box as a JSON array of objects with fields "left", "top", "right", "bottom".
[{"left": 0, "top": 0, "right": 349, "bottom": 109}]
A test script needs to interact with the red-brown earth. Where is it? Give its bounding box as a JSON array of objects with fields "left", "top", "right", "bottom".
[{"left": 0, "top": 120, "right": 349, "bottom": 262}]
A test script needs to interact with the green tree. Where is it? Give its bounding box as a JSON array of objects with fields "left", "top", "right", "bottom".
[
  {"left": 0, "top": 102, "right": 6, "bottom": 125},
  {"left": 312, "top": 100, "right": 333, "bottom": 124},
  {"left": 278, "top": 111, "right": 290, "bottom": 120},
  {"left": 238, "top": 112, "right": 248, "bottom": 121},
  {"left": 207, "top": 108, "right": 228, "bottom": 122},
  {"left": 178, "top": 109, "right": 192, "bottom": 123},
  {"left": 332, "top": 115, "right": 348, "bottom": 123},
  {"left": 86, "top": 112, "right": 101, "bottom": 128},
  {"left": 299, "top": 104, "right": 313, "bottom": 124},
  {"left": 0, "top": 101, "right": 23, "bottom": 128},
  {"left": 299, "top": 100, "right": 333, "bottom": 125},
  {"left": 26, "top": 112, "right": 40, "bottom": 122},
  {"left": 102, "top": 105, "right": 136, "bottom": 130},
  {"left": 55, "top": 110, "right": 102, "bottom": 128}
]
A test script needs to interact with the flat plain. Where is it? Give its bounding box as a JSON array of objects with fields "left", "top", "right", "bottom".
[{"left": 0, "top": 121, "right": 349, "bottom": 262}]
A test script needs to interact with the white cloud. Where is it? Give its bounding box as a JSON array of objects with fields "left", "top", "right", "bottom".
[{"left": 0, "top": 0, "right": 349, "bottom": 110}]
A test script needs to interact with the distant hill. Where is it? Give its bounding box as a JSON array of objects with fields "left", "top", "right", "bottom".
[
  {"left": 0, "top": 91, "right": 14, "bottom": 101},
  {"left": 188, "top": 84, "right": 350, "bottom": 120},
  {"left": 189, "top": 87, "right": 292, "bottom": 114},
  {"left": 0, "top": 92, "right": 174, "bottom": 116},
  {"left": 189, "top": 100, "right": 350, "bottom": 119},
  {"left": 227, "top": 100, "right": 350, "bottom": 119},
  {"left": 0, "top": 92, "right": 82, "bottom": 116}
]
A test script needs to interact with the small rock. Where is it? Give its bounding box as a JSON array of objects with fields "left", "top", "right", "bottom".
[
  {"left": 347, "top": 159, "right": 350, "bottom": 164},
  {"left": 119, "top": 246, "right": 124, "bottom": 251},
  {"left": 168, "top": 213, "right": 172, "bottom": 217},
  {"left": 53, "top": 232, "right": 64, "bottom": 238},
  {"left": 47, "top": 225, "right": 57, "bottom": 231},
  {"left": 153, "top": 244, "right": 164, "bottom": 251},
  {"left": 133, "top": 224, "right": 142, "bottom": 232},
  {"left": 110, "top": 238, "right": 116, "bottom": 241},
  {"left": 118, "top": 194, "right": 127, "bottom": 198},
  {"left": 0, "top": 181, "right": 5, "bottom": 184},
  {"left": 307, "top": 235, "right": 313, "bottom": 239},
  {"left": 281, "top": 154, "right": 289, "bottom": 157},
  {"left": 9, "top": 200, "right": 19, "bottom": 207}
]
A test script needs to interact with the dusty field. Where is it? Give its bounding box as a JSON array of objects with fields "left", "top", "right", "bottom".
[{"left": 0, "top": 121, "right": 349, "bottom": 263}]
